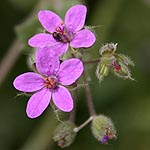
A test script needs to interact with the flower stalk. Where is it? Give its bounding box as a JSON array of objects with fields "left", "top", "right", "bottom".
[
  {"left": 74, "top": 116, "right": 93, "bottom": 133},
  {"left": 69, "top": 89, "right": 78, "bottom": 123},
  {"left": 82, "top": 69, "right": 96, "bottom": 116},
  {"left": 84, "top": 58, "right": 100, "bottom": 64}
]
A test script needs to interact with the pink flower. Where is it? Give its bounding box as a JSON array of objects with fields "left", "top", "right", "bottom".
[
  {"left": 28, "top": 5, "right": 96, "bottom": 56},
  {"left": 13, "top": 47, "right": 84, "bottom": 118}
]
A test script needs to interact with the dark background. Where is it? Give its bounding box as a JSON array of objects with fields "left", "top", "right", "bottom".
[{"left": 0, "top": 0, "right": 150, "bottom": 149}]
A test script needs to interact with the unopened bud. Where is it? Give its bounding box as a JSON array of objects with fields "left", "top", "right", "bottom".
[
  {"left": 53, "top": 121, "right": 76, "bottom": 148},
  {"left": 112, "top": 55, "right": 134, "bottom": 80},
  {"left": 96, "top": 63, "right": 109, "bottom": 81},
  {"left": 100, "top": 43, "right": 117, "bottom": 55},
  {"left": 96, "top": 54, "right": 116, "bottom": 81},
  {"left": 96, "top": 43, "right": 134, "bottom": 81},
  {"left": 91, "top": 115, "right": 116, "bottom": 144}
]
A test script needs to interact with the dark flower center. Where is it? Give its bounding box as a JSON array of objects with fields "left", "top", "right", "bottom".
[
  {"left": 44, "top": 77, "right": 57, "bottom": 89},
  {"left": 52, "top": 22, "right": 73, "bottom": 43}
]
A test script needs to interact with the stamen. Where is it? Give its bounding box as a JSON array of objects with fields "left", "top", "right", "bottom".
[{"left": 44, "top": 77, "right": 56, "bottom": 89}]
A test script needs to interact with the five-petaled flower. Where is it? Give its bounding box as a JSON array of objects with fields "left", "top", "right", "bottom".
[
  {"left": 13, "top": 46, "right": 84, "bottom": 118},
  {"left": 28, "top": 5, "right": 96, "bottom": 56}
]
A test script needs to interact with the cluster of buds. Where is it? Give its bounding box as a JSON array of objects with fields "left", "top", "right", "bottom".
[
  {"left": 96, "top": 43, "right": 134, "bottom": 81},
  {"left": 91, "top": 115, "right": 116, "bottom": 144}
]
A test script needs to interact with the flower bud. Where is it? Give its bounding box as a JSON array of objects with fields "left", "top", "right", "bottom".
[
  {"left": 53, "top": 121, "right": 76, "bottom": 148},
  {"left": 96, "top": 54, "right": 116, "bottom": 81},
  {"left": 91, "top": 115, "right": 116, "bottom": 144},
  {"left": 112, "top": 53, "right": 134, "bottom": 80},
  {"left": 100, "top": 43, "right": 117, "bottom": 55},
  {"left": 96, "top": 63, "right": 109, "bottom": 81},
  {"left": 96, "top": 43, "right": 134, "bottom": 81}
]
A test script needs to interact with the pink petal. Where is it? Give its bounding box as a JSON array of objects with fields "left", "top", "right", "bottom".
[
  {"left": 50, "top": 43, "right": 69, "bottom": 56},
  {"left": 52, "top": 86, "right": 73, "bottom": 112},
  {"left": 57, "top": 58, "right": 84, "bottom": 85},
  {"left": 70, "top": 29, "right": 96, "bottom": 48},
  {"left": 38, "top": 10, "right": 63, "bottom": 33},
  {"left": 36, "top": 46, "right": 60, "bottom": 76},
  {"left": 28, "top": 33, "right": 57, "bottom": 48},
  {"left": 65, "top": 5, "right": 87, "bottom": 32},
  {"left": 26, "top": 88, "right": 51, "bottom": 118},
  {"left": 13, "top": 72, "right": 44, "bottom": 92}
]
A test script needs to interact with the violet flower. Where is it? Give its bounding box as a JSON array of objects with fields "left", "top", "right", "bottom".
[
  {"left": 28, "top": 5, "right": 96, "bottom": 56},
  {"left": 13, "top": 47, "right": 84, "bottom": 118}
]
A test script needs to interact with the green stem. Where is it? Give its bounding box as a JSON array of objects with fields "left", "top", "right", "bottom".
[{"left": 84, "top": 58, "right": 100, "bottom": 64}]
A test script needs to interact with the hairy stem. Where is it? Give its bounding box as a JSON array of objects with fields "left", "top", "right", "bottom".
[
  {"left": 82, "top": 69, "right": 96, "bottom": 116},
  {"left": 69, "top": 89, "right": 78, "bottom": 123},
  {"left": 74, "top": 116, "right": 93, "bottom": 132},
  {"left": 84, "top": 58, "right": 100, "bottom": 64}
]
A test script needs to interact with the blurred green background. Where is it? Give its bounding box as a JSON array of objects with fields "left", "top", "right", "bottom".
[{"left": 0, "top": 0, "right": 150, "bottom": 149}]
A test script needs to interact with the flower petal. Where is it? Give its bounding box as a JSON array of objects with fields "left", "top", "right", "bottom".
[
  {"left": 57, "top": 58, "right": 84, "bottom": 85},
  {"left": 28, "top": 33, "right": 57, "bottom": 48},
  {"left": 36, "top": 46, "right": 60, "bottom": 76},
  {"left": 52, "top": 86, "right": 73, "bottom": 112},
  {"left": 26, "top": 88, "right": 51, "bottom": 118},
  {"left": 13, "top": 72, "right": 44, "bottom": 92},
  {"left": 50, "top": 43, "right": 69, "bottom": 56},
  {"left": 38, "top": 10, "right": 63, "bottom": 33},
  {"left": 70, "top": 29, "right": 96, "bottom": 48},
  {"left": 65, "top": 5, "right": 87, "bottom": 32}
]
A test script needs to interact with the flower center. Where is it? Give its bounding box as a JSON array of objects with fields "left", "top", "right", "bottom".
[
  {"left": 44, "top": 77, "right": 57, "bottom": 89},
  {"left": 52, "top": 22, "right": 73, "bottom": 43}
]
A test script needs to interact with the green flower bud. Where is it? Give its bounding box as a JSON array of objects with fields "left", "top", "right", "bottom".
[
  {"left": 101, "top": 54, "right": 116, "bottom": 66},
  {"left": 53, "top": 121, "right": 76, "bottom": 148},
  {"left": 91, "top": 115, "right": 116, "bottom": 144},
  {"left": 96, "top": 63, "right": 109, "bottom": 81},
  {"left": 100, "top": 43, "right": 117, "bottom": 55},
  {"left": 96, "top": 53, "right": 116, "bottom": 81},
  {"left": 96, "top": 43, "right": 134, "bottom": 81},
  {"left": 111, "top": 54, "right": 134, "bottom": 80}
]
